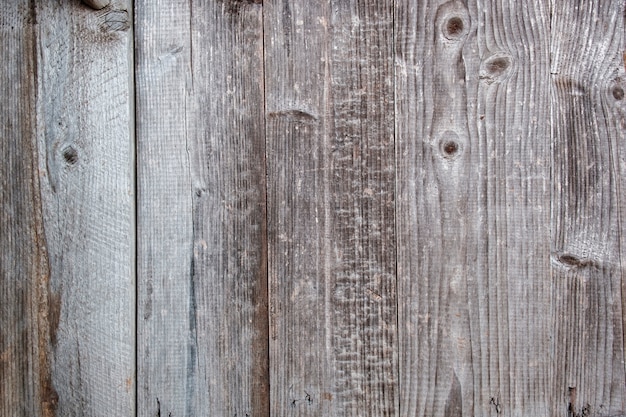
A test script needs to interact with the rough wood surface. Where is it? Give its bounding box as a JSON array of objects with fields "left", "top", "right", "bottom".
[
  {"left": 3, "top": 0, "right": 626, "bottom": 415},
  {"left": 395, "top": 0, "right": 556, "bottom": 415},
  {"left": 37, "top": 1, "right": 135, "bottom": 415},
  {"left": 550, "top": 1, "right": 626, "bottom": 415},
  {"left": 1, "top": 3, "right": 49, "bottom": 416},
  {"left": 1, "top": 0, "right": 135, "bottom": 416},
  {"left": 264, "top": 0, "right": 397, "bottom": 415},
  {"left": 135, "top": 1, "right": 268, "bottom": 416}
]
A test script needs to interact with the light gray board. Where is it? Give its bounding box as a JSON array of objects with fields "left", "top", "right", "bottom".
[
  {"left": 36, "top": 1, "right": 135, "bottom": 415},
  {"left": 1, "top": 1, "right": 135, "bottom": 416},
  {"left": 395, "top": 0, "right": 554, "bottom": 415},
  {"left": 264, "top": 0, "right": 397, "bottom": 415},
  {"left": 550, "top": 1, "right": 626, "bottom": 415},
  {"left": 135, "top": 1, "right": 268, "bottom": 416}
]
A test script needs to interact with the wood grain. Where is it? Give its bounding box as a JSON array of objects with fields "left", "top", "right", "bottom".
[
  {"left": 395, "top": 0, "right": 553, "bottom": 415},
  {"left": 135, "top": 1, "right": 268, "bottom": 416},
  {"left": 37, "top": 1, "right": 135, "bottom": 415},
  {"left": 1, "top": 2, "right": 50, "bottom": 415},
  {"left": 2, "top": 0, "right": 135, "bottom": 415},
  {"left": 3, "top": 1, "right": 626, "bottom": 415},
  {"left": 550, "top": 1, "right": 626, "bottom": 415},
  {"left": 264, "top": 0, "right": 397, "bottom": 415}
]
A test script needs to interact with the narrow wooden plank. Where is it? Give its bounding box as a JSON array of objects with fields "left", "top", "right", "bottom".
[
  {"left": 1, "top": 2, "right": 50, "bottom": 415},
  {"left": 395, "top": 0, "right": 552, "bottom": 415},
  {"left": 550, "top": 1, "right": 626, "bottom": 415},
  {"left": 136, "top": 1, "right": 268, "bottom": 416},
  {"left": 264, "top": 1, "right": 397, "bottom": 415},
  {"left": 2, "top": 1, "right": 135, "bottom": 415}
]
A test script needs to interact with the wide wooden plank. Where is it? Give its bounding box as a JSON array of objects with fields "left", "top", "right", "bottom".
[
  {"left": 0, "top": 1, "right": 135, "bottom": 416},
  {"left": 264, "top": 1, "right": 397, "bottom": 415},
  {"left": 37, "top": 1, "right": 135, "bottom": 415},
  {"left": 550, "top": 1, "right": 626, "bottom": 415},
  {"left": 1, "top": 1, "right": 135, "bottom": 415},
  {"left": 135, "top": 1, "right": 268, "bottom": 416},
  {"left": 395, "top": 0, "right": 552, "bottom": 415}
]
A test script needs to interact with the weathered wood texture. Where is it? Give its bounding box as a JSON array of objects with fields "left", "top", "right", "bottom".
[
  {"left": 550, "top": 1, "right": 626, "bottom": 415},
  {"left": 1, "top": 0, "right": 135, "bottom": 416},
  {"left": 264, "top": 0, "right": 397, "bottom": 415},
  {"left": 135, "top": 1, "right": 268, "bottom": 416},
  {"left": 3, "top": 0, "right": 626, "bottom": 416},
  {"left": 1, "top": 3, "right": 49, "bottom": 416},
  {"left": 395, "top": 0, "right": 607, "bottom": 416}
]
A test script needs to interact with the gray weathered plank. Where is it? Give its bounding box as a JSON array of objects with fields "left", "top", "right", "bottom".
[
  {"left": 1, "top": 0, "right": 135, "bottom": 416},
  {"left": 550, "top": 1, "right": 626, "bottom": 415},
  {"left": 395, "top": 0, "right": 553, "bottom": 415},
  {"left": 1, "top": 3, "right": 51, "bottom": 415},
  {"left": 135, "top": 1, "right": 268, "bottom": 416},
  {"left": 264, "top": 1, "right": 397, "bottom": 415},
  {"left": 36, "top": 1, "right": 136, "bottom": 415}
]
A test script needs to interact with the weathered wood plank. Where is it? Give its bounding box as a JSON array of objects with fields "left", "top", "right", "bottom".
[
  {"left": 36, "top": 1, "right": 135, "bottom": 415},
  {"left": 135, "top": 1, "right": 268, "bottom": 416},
  {"left": 1, "top": 3, "right": 50, "bottom": 415},
  {"left": 264, "top": 1, "right": 397, "bottom": 415},
  {"left": 1, "top": 1, "right": 135, "bottom": 415},
  {"left": 395, "top": 0, "right": 552, "bottom": 415},
  {"left": 550, "top": 1, "right": 626, "bottom": 415}
]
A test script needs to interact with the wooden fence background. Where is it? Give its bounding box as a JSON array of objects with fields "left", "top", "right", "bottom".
[{"left": 2, "top": 0, "right": 625, "bottom": 416}]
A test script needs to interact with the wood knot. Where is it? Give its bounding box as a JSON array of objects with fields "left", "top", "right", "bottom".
[
  {"left": 480, "top": 54, "right": 513, "bottom": 84},
  {"left": 82, "top": 0, "right": 110, "bottom": 10},
  {"left": 553, "top": 252, "right": 599, "bottom": 269},
  {"left": 61, "top": 145, "right": 79, "bottom": 166},
  {"left": 443, "top": 140, "right": 459, "bottom": 156},
  {"left": 445, "top": 17, "right": 464, "bottom": 37},
  {"left": 436, "top": 0, "right": 470, "bottom": 42},
  {"left": 438, "top": 130, "right": 464, "bottom": 160}
]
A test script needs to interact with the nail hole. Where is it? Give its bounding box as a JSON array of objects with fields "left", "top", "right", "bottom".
[
  {"left": 445, "top": 17, "right": 465, "bottom": 37},
  {"left": 62, "top": 146, "right": 78, "bottom": 165},
  {"left": 612, "top": 86, "right": 624, "bottom": 100}
]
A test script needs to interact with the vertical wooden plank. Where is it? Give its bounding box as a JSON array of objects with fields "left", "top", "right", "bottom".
[
  {"left": 0, "top": 1, "right": 135, "bottom": 416},
  {"left": 264, "top": 1, "right": 397, "bottom": 415},
  {"left": 550, "top": 1, "right": 626, "bottom": 415},
  {"left": 1, "top": 2, "right": 49, "bottom": 415},
  {"left": 136, "top": 1, "right": 268, "bottom": 416},
  {"left": 470, "top": 2, "right": 554, "bottom": 415},
  {"left": 395, "top": 0, "right": 552, "bottom": 415},
  {"left": 37, "top": 1, "right": 135, "bottom": 415},
  {"left": 2, "top": 0, "right": 135, "bottom": 415}
]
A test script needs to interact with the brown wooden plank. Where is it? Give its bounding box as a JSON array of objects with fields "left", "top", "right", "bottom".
[
  {"left": 395, "top": 0, "right": 553, "bottom": 415},
  {"left": 1, "top": 0, "right": 135, "bottom": 415},
  {"left": 264, "top": 1, "right": 397, "bottom": 415},
  {"left": 135, "top": 1, "right": 268, "bottom": 415},
  {"left": 550, "top": 1, "right": 626, "bottom": 415},
  {"left": 1, "top": 2, "right": 50, "bottom": 415}
]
